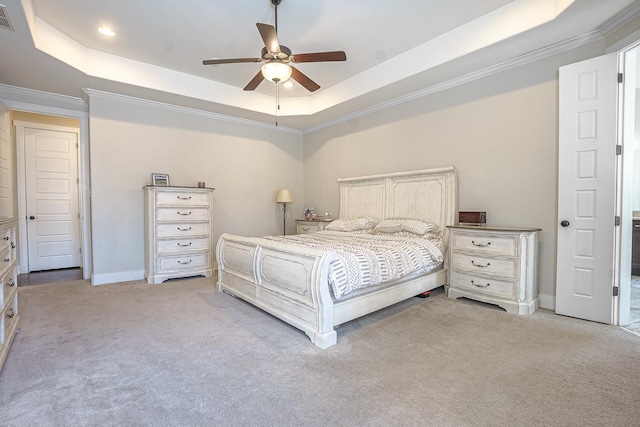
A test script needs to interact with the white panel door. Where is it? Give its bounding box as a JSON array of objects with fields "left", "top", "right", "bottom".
[
  {"left": 556, "top": 53, "right": 619, "bottom": 323},
  {"left": 25, "top": 127, "right": 80, "bottom": 271}
]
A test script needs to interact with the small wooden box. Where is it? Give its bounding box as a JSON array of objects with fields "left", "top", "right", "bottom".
[{"left": 458, "top": 211, "right": 486, "bottom": 225}]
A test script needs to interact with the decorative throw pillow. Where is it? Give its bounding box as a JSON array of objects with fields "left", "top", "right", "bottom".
[
  {"left": 325, "top": 216, "right": 378, "bottom": 232},
  {"left": 373, "top": 218, "right": 439, "bottom": 235}
]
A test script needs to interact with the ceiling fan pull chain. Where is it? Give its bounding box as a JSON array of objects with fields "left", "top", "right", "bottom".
[{"left": 276, "top": 83, "right": 280, "bottom": 126}]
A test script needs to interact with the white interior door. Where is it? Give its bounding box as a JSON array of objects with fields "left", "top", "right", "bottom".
[
  {"left": 24, "top": 127, "right": 80, "bottom": 271},
  {"left": 556, "top": 53, "right": 619, "bottom": 323}
]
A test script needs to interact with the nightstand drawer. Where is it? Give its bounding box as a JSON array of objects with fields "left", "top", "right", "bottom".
[
  {"left": 295, "top": 220, "right": 333, "bottom": 234},
  {"left": 451, "top": 253, "right": 517, "bottom": 278},
  {"left": 451, "top": 233, "right": 517, "bottom": 256},
  {"left": 297, "top": 224, "right": 322, "bottom": 234},
  {"left": 450, "top": 271, "right": 515, "bottom": 299}
]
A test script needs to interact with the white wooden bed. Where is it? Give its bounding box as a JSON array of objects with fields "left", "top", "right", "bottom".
[{"left": 216, "top": 167, "right": 457, "bottom": 348}]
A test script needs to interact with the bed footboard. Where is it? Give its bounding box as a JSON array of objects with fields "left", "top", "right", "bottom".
[{"left": 216, "top": 233, "right": 339, "bottom": 349}]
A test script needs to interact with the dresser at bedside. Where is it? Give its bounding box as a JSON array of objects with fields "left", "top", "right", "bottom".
[
  {"left": 447, "top": 225, "right": 541, "bottom": 315},
  {"left": 295, "top": 219, "right": 333, "bottom": 234}
]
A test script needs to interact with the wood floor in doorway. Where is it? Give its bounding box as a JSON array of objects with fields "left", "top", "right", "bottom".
[{"left": 18, "top": 268, "right": 83, "bottom": 287}]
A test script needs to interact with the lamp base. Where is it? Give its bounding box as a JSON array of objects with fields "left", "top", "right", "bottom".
[{"left": 282, "top": 202, "right": 288, "bottom": 235}]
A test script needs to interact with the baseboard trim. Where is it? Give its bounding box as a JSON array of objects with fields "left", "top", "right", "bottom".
[
  {"left": 538, "top": 293, "right": 555, "bottom": 311},
  {"left": 91, "top": 270, "right": 145, "bottom": 286}
]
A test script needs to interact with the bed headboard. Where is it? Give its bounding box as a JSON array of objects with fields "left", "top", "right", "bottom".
[{"left": 337, "top": 167, "right": 457, "bottom": 243}]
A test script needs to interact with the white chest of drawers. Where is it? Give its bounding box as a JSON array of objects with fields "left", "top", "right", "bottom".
[
  {"left": 144, "top": 186, "right": 215, "bottom": 284},
  {"left": 447, "top": 225, "right": 541, "bottom": 315},
  {"left": 0, "top": 218, "right": 18, "bottom": 373},
  {"left": 295, "top": 219, "right": 333, "bottom": 234}
]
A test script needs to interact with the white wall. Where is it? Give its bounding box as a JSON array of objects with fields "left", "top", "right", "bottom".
[
  {"left": 87, "top": 93, "right": 303, "bottom": 284},
  {"left": 302, "top": 42, "right": 608, "bottom": 309}
]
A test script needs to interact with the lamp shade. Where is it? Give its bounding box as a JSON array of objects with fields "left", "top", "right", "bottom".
[
  {"left": 261, "top": 60, "right": 292, "bottom": 83},
  {"left": 276, "top": 189, "right": 293, "bottom": 203}
]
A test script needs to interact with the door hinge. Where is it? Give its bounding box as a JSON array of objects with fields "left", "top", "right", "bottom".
[
  {"left": 613, "top": 286, "right": 619, "bottom": 297},
  {"left": 615, "top": 216, "right": 621, "bottom": 226},
  {"left": 79, "top": 247, "right": 82, "bottom": 254},
  {"left": 616, "top": 145, "right": 622, "bottom": 155},
  {"left": 618, "top": 73, "right": 623, "bottom": 83}
]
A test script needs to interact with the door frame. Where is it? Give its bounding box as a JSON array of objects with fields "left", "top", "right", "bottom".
[
  {"left": 605, "top": 30, "right": 640, "bottom": 326},
  {"left": 0, "top": 90, "right": 91, "bottom": 281},
  {"left": 14, "top": 121, "right": 82, "bottom": 273}
]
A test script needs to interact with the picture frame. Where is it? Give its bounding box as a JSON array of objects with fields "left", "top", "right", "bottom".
[{"left": 152, "top": 173, "right": 170, "bottom": 187}]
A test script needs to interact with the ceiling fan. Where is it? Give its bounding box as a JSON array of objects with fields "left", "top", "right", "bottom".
[{"left": 202, "top": 0, "right": 346, "bottom": 92}]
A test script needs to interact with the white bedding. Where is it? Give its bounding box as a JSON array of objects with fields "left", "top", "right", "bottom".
[{"left": 261, "top": 230, "right": 444, "bottom": 299}]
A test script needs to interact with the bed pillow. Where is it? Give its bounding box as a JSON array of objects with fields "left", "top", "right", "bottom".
[
  {"left": 373, "top": 218, "right": 439, "bottom": 236},
  {"left": 325, "top": 216, "right": 378, "bottom": 232}
]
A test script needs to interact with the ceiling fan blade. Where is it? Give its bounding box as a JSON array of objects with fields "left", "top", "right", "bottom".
[
  {"left": 291, "top": 51, "right": 347, "bottom": 63},
  {"left": 203, "top": 58, "right": 262, "bottom": 65},
  {"left": 290, "top": 66, "right": 320, "bottom": 92},
  {"left": 243, "top": 71, "right": 265, "bottom": 91},
  {"left": 256, "top": 23, "right": 281, "bottom": 54}
]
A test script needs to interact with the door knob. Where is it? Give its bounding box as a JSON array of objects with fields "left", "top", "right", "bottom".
[
  {"left": 560, "top": 220, "right": 570, "bottom": 227},
  {"left": 29, "top": 216, "right": 35, "bottom": 220}
]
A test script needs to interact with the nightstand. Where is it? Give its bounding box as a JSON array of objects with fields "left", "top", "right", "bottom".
[
  {"left": 295, "top": 219, "right": 333, "bottom": 234},
  {"left": 446, "top": 225, "right": 541, "bottom": 315}
]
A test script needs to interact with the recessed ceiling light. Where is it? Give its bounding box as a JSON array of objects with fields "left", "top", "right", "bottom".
[
  {"left": 283, "top": 81, "right": 294, "bottom": 88},
  {"left": 98, "top": 26, "right": 116, "bottom": 37}
]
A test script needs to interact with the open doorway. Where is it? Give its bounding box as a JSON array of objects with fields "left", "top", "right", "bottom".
[{"left": 626, "top": 44, "right": 640, "bottom": 334}]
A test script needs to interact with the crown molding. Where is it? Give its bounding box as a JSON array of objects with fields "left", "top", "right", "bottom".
[
  {"left": 0, "top": 83, "right": 88, "bottom": 118},
  {"left": 81, "top": 89, "right": 302, "bottom": 135},
  {"left": 303, "top": 5, "right": 640, "bottom": 135}
]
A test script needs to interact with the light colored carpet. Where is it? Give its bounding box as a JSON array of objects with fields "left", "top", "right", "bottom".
[{"left": 1, "top": 276, "right": 640, "bottom": 426}]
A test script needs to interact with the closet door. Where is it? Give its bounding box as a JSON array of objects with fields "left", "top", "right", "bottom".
[
  {"left": 556, "top": 53, "right": 618, "bottom": 324},
  {"left": 24, "top": 126, "right": 81, "bottom": 271}
]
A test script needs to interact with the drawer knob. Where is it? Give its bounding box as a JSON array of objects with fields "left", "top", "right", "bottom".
[
  {"left": 178, "top": 259, "right": 192, "bottom": 265},
  {"left": 177, "top": 227, "right": 192, "bottom": 231},
  {"left": 471, "top": 280, "right": 490, "bottom": 288},
  {"left": 471, "top": 260, "right": 491, "bottom": 268},
  {"left": 177, "top": 196, "right": 192, "bottom": 200},
  {"left": 302, "top": 227, "right": 310, "bottom": 231},
  {"left": 471, "top": 240, "right": 491, "bottom": 247},
  {"left": 7, "top": 279, "right": 15, "bottom": 287},
  {"left": 6, "top": 308, "right": 14, "bottom": 319},
  {"left": 177, "top": 242, "right": 192, "bottom": 247},
  {"left": 3, "top": 236, "right": 8, "bottom": 241},
  {"left": 4, "top": 258, "right": 9, "bottom": 263},
  {"left": 177, "top": 211, "right": 192, "bottom": 216}
]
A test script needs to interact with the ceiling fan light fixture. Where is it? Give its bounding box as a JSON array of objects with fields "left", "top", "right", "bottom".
[
  {"left": 98, "top": 26, "right": 116, "bottom": 37},
  {"left": 261, "top": 60, "right": 292, "bottom": 83}
]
